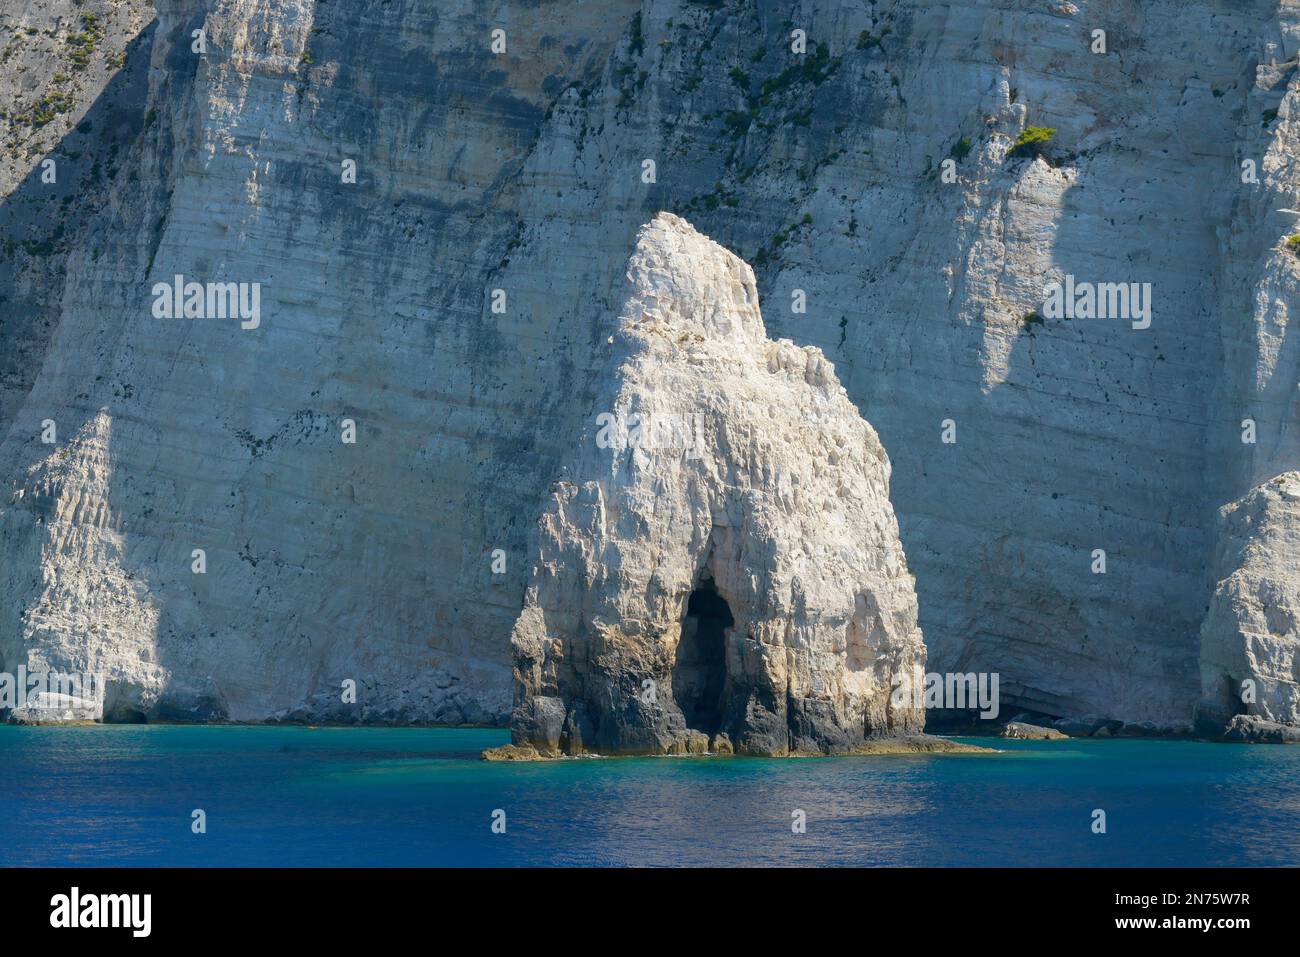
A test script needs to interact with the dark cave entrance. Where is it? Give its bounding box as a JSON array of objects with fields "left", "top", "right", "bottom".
[
  {"left": 672, "top": 574, "right": 732, "bottom": 736},
  {"left": 1224, "top": 674, "right": 1248, "bottom": 718}
]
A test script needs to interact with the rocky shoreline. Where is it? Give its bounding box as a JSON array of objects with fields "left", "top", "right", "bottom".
[
  {"left": 483, "top": 734, "right": 993, "bottom": 761},
  {"left": 4, "top": 710, "right": 1293, "bottom": 747}
]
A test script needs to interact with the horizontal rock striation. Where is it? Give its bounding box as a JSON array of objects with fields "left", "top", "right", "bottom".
[
  {"left": 5, "top": 0, "right": 1300, "bottom": 732},
  {"left": 0, "top": 0, "right": 637, "bottom": 723}
]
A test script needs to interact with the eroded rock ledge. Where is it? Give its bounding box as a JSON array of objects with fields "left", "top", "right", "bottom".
[
  {"left": 483, "top": 735, "right": 990, "bottom": 761},
  {"left": 499, "top": 213, "right": 928, "bottom": 758}
]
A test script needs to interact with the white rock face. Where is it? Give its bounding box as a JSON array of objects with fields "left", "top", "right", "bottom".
[
  {"left": 486, "top": 0, "right": 1274, "bottom": 726},
  {"left": 509, "top": 213, "right": 925, "bottom": 756},
  {"left": 7, "top": 0, "right": 1300, "bottom": 731},
  {"left": 1198, "top": 472, "right": 1300, "bottom": 731},
  {"left": 0, "top": 0, "right": 638, "bottom": 724}
]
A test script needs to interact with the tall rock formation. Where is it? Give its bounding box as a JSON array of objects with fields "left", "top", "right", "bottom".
[
  {"left": 5, "top": 0, "right": 1300, "bottom": 732},
  {"left": 508, "top": 213, "right": 925, "bottom": 757},
  {"left": 1198, "top": 472, "right": 1300, "bottom": 733}
]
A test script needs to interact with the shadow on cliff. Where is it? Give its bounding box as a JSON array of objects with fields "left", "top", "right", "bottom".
[
  {"left": 0, "top": 19, "right": 160, "bottom": 702},
  {"left": 980, "top": 139, "right": 1223, "bottom": 724},
  {"left": 0, "top": 21, "right": 157, "bottom": 441}
]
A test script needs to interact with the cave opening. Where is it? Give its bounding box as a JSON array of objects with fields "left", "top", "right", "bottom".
[
  {"left": 672, "top": 574, "right": 732, "bottom": 736},
  {"left": 1225, "top": 674, "right": 1248, "bottom": 718}
]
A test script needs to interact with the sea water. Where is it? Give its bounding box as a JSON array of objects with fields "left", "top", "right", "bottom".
[{"left": 1, "top": 725, "right": 1296, "bottom": 867}]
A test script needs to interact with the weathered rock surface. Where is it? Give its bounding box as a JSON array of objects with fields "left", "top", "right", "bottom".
[
  {"left": 480, "top": 742, "right": 544, "bottom": 762},
  {"left": 0, "top": 0, "right": 637, "bottom": 724},
  {"left": 508, "top": 213, "right": 925, "bottom": 757},
  {"left": 1052, "top": 714, "right": 1120, "bottom": 737},
  {"left": 481, "top": 733, "right": 990, "bottom": 761},
  {"left": 0, "top": 0, "right": 154, "bottom": 437},
  {"left": 1198, "top": 472, "right": 1300, "bottom": 735},
  {"left": 1000, "top": 721, "right": 1067, "bottom": 740},
  {"left": 7, "top": 0, "right": 1300, "bottom": 732},
  {"left": 1221, "top": 713, "right": 1300, "bottom": 743},
  {"left": 7, "top": 692, "right": 100, "bottom": 725}
]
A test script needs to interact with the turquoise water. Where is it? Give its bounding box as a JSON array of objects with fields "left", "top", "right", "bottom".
[{"left": 1, "top": 725, "right": 1297, "bottom": 866}]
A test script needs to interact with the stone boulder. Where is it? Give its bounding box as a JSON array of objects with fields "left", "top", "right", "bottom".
[
  {"left": 1221, "top": 714, "right": 1300, "bottom": 744},
  {"left": 1000, "top": 721, "right": 1068, "bottom": 740}
]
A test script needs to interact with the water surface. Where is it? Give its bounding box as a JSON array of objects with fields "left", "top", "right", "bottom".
[{"left": 0, "top": 725, "right": 1293, "bottom": 866}]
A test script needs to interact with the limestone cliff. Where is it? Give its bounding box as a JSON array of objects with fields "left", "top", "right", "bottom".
[
  {"left": 0, "top": 0, "right": 639, "bottom": 723},
  {"left": 0, "top": 0, "right": 154, "bottom": 436},
  {"left": 508, "top": 212, "right": 924, "bottom": 756},
  {"left": 5, "top": 0, "right": 1300, "bottom": 732}
]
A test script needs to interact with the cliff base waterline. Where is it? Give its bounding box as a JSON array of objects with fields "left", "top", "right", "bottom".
[{"left": 482, "top": 734, "right": 993, "bottom": 761}]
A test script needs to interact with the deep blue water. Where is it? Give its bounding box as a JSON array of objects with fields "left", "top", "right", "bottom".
[{"left": 1, "top": 725, "right": 1297, "bottom": 866}]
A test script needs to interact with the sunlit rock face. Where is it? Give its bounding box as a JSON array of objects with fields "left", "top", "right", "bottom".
[
  {"left": 1198, "top": 472, "right": 1300, "bottom": 735},
  {"left": 508, "top": 213, "right": 925, "bottom": 756},
  {"left": 7, "top": 0, "right": 1300, "bottom": 732},
  {"left": 0, "top": 0, "right": 637, "bottom": 724}
]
